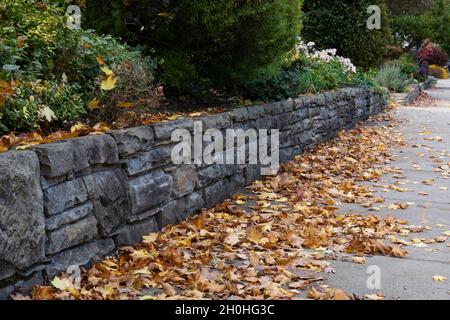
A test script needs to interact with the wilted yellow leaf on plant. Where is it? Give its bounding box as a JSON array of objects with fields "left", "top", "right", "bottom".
[
  {"left": 101, "top": 75, "right": 117, "bottom": 91},
  {"left": 100, "top": 66, "right": 114, "bottom": 76},
  {"left": 96, "top": 56, "right": 105, "bottom": 65},
  {"left": 88, "top": 98, "right": 100, "bottom": 111},
  {"left": 39, "top": 106, "right": 56, "bottom": 122}
]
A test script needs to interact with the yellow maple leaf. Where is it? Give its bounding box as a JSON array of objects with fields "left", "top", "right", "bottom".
[
  {"left": 88, "top": 98, "right": 100, "bottom": 111},
  {"left": 99, "top": 285, "right": 115, "bottom": 299},
  {"left": 96, "top": 56, "right": 105, "bottom": 65},
  {"left": 143, "top": 233, "right": 158, "bottom": 244},
  {"left": 101, "top": 75, "right": 117, "bottom": 91},
  {"left": 100, "top": 66, "right": 114, "bottom": 76},
  {"left": 51, "top": 276, "right": 73, "bottom": 291}
]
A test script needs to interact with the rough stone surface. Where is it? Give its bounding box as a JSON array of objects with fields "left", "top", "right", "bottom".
[
  {"left": 197, "top": 165, "right": 224, "bottom": 188},
  {"left": 46, "top": 216, "right": 98, "bottom": 255},
  {"left": 123, "top": 145, "right": 173, "bottom": 176},
  {"left": 45, "top": 239, "right": 115, "bottom": 278},
  {"left": 201, "top": 113, "right": 232, "bottom": 131},
  {"left": 44, "top": 178, "right": 88, "bottom": 216},
  {"left": 128, "top": 170, "right": 173, "bottom": 214},
  {"left": 0, "top": 151, "right": 45, "bottom": 276},
  {"left": 46, "top": 203, "right": 93, "bottom": 231},
  {"left": 71, "top": 134, "right": 119, "bottom": 173},
  {"left": 156, "top": 192, "right": 205, "bottom": 229},
  {"left": 114, "top": 218, "right": 159, "bottom": 247},
  {"left": 34, "top": 141, "right": 74, "bottom": 178},
  {"left": 170, "top": 165, "right": 198, "bottom": 198},
  {"left": 108, "top": 126, "right": 154, "bottom": 157},
  {"left": 203, "top": 173, "right": 249, "bottom": 207},
  {"left": 84, "top": 169, "right": 130, "bottom": 236},
  {"left": 152, "top": 118, "right": 193, "bottom": 140}
]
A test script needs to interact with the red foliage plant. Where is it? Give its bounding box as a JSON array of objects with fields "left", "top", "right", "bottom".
[{"left": 418, "top": 39, "right": 449, "bottom": 67}]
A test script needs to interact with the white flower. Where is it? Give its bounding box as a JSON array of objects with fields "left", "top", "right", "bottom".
[{"left": 293, "top": 39, "right": 356, "bottom": 74}]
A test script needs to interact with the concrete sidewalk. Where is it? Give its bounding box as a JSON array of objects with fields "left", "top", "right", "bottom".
[{"left": 324, "top": 80, "right": 450, "bottom": 300}]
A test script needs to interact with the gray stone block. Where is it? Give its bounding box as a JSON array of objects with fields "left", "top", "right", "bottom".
[
  {"left": 297, "top": 130, "right": 313, "bottom": 147},
  {"left": 0, "top": 261, "right": 16, "bottom": 281},
  {"left": 0, "top": 284, "right": 14, "bottom": 300},
  {"left": 0, "top": 151, "right": 45, "bottom": 274},
  {"left": 197, "top": 165, "right": 223, "bottom": 188},
  {"left": 4, "top": 272, "right": 45, "bottom": 298},
  {"left": 271, "top": 113, "right": 290, "bottom": 129},
  {"left": 84, "top": 169, "right": 130, "bottom": 236},
  {"left": 44, "top": 178, "right": 88, "bottom": 216},
  {"left": 222, "top": 164, "right": 243, "bottom": 177},
  {"left": 289, "top": 108, "right": 309, "bottom": 124},
  {"left": 245, "top": 165, "right": 262, "bottom": 185},
  {"left": 293, "top": 97, "right": 304, "bottom": 110},
  {"left": 108, "top": 125, "right": 154, "bottom": 157},
  {"left": 45, "top": 239, "right": 115, "bottom": 279},
  {"left": 123, "top": 145, "right": 173, "bottom": 177},
  {"left": 170, "top": 165, "right": 198, "bottom": 198},
  {"left": 114, "top": 218, "right": 159, "bottom": 247},
  {"left": 230, "top": 107, "right": 250, "bottom": 123},
  {"left": 71, "top": 134, "right": 119, "bottom": 173},
  {"left": 46, "top": 216, "right": 98, "bottom": 255},
  {"left": 246, "top": 105, "right": 266, "bottom": 120},
  {"left": 201, "top": 113, "right": 232, "bottom": 131},
  {"left": 280, "top": 129, "right": 293, "bottom": 147},
  {"left": 152, "top": 118, "right": 193, "bottom": 140},
  {"left": 128, "top": 207, "right": 159, "bottom": 223},
  {"left": 203, "top": 177, "right": 243, "bottom": 208},
  {"left": 46, "top": 203, "right": 93, "bottom": 231},
  {"left": 156, "top": 192, "right": 204, "bottom": 229},
  {"left": 128, "top": 170, "right": 173, "bottom": 214},
  {"left": 34, "top": 141, "right": 74, "bottom": 178},
  {"left": 266, "top": 100, "right": 294, "bottom": 115},
  {"left": 315, "top": 94, "right": 326, "bottom": 106}
]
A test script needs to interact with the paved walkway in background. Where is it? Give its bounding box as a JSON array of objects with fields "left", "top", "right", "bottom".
[{"left": 324, "top": 80, "right": 450, "bottom": 300}]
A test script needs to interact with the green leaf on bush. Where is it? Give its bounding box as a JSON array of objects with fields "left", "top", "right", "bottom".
[{"left": 2, "top": 64, "right": 20, "bottom": 72}]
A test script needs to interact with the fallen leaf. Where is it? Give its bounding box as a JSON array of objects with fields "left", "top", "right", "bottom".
[
  {"left": 88, "top": 98, "right": 100, "bottom": 111},
  {"left": 364, "top": 293, "right": 385, "bottom": 300},
  {"left": 51, "top": 276, "right": 73, "bottom": 291},
  {"left": 432, "top": 276, "right": 447, "bottom": 282},
  {"left": 352, "top": 256, "right": 367, "bottom": 264}
]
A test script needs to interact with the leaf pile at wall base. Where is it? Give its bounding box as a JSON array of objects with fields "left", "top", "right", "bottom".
[{"left": 30, "top": 108, "right": 435, "bottom": 301}]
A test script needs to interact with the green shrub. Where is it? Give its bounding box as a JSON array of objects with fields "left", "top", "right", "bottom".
[
  {"left": 391, "top": 54, "right": 420, "bottom": 79},
  {"left": 376, "top": 63, "right": 414, "bottom": 93},
  {"left": 302, "top": 0, "right": 391, "bottom": 70},
  {"left": 242, "top": 41, "right": 376, "bottom": 101},
  {"left": 389, "top": 0, "right": 450, "bottom": 55},
  {"left": 386, "top": 0, "right": 432, "bottom": 15},
  {"left": 85, "top": 0, "right": 304, "bottom": 93},
  {"left": 0, "top": 0, "right": 158, "bottom": 133},
  {"left": 427, "top": 0, "right": 450, "bottom": 54},
  {"left": 390, "top": 14, "right": 431, "bottom": 48}
]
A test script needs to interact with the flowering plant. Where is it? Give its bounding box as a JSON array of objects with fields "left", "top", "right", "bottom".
[{"left": 294, "top": 39, "right": 357, "bottom": 74}]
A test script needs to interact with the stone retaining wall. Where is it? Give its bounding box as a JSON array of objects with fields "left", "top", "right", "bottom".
[{"left": 0, "top": 87, "right": 387, "bottom": 297}]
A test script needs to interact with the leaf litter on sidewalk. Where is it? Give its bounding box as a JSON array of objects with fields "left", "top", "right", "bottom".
[{"left": 31, "top": 110, "right": 442, "bottom": 301}]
